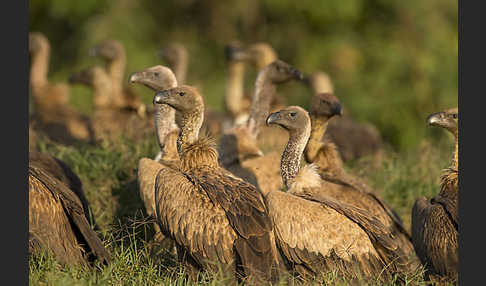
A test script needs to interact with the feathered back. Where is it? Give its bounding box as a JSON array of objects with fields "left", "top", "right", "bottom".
[{"left": 180, "top": 134, "right": 219, "bottom": 172}]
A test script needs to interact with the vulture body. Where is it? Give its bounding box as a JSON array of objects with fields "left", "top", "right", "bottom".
[
  {"left": 304, "top": 93, "right": 419, "bottom": 268},
  {"left": 411, "top": 108, "right": 459, "bottom": 282},
  {"left": 29, "top": 155, "right": 110, "bottom": 266},
  {"left": 153, "top": 86, "right": 280, "bottom": 284},
  {"left": 305, "top": 71, "right": 383, "bottom": 162},
  {"left": 218, "top": 60, "right": 304, "bottom": 196},
  {"left": 266, "top": 106, "right": 414, "bottom": 281},
  {"left": 29, "top": 32, "right": 94, "bottom": 146},
  {"left": 69, "top": 66, "right": 153, "bottom": 142}
]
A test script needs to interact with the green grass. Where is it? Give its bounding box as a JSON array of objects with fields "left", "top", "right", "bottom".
[{"left": 29, "top": 127, "right": 456, "bottom": 285}]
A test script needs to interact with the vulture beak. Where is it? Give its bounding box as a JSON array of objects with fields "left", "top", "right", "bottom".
[
  {"left": 331, "top": 103, "right": 343, "bottom": 117},
  {"left": 291, "top": 67, "right": 305, "bottom": 81},
  {"left": 153, "top": 90, "right": 169, "bottom": 105},
  {"left": 129, "top": 72, "right": 142, "bottom": 84},
  {"left": 266, "top": 111, "right": 282, "bottom": 126},
  {"left": 225, "top": 44, "right": 249, "bottom": 61},
  {"left": 426, "top": 112, "right": 444, "bottom": 126}
]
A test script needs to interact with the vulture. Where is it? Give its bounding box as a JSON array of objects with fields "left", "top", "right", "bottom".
[
  {"left": 69, "top": 66, "right": 153, "bottom": 142},
  {"left": 29, "top": 32, "right": 94, "bottom": 146},
  {"left": 411, "top": 107, "right": 458, "bottom": 282},
  {"left": 304, "top": 71, "right": 383, "bottom": 162},
  {"left": 129, "top": 65, "right": 180, "bottom": 252},
  {"left": 29, "top": 153, "right": 110, "bottom": 266},
  {"left": 218, "top": 60, "right": 304, "bottom": 196},
  {"left": 152, "top": 85, "right": 281, "bottom": 285},
  {"left": 265, "top": 106, "right": 414, "bottom": 282},
  {"left": 304, "top": 92, "right": 419, "bottom": 268},
  {"left": 90, "top": 39, "right": 147, "bottom": 117}
]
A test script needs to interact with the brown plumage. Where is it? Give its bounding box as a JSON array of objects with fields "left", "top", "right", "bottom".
[
  {"left": 411, "top": 107, "right": 458, "bottom": 282},
  {"left": 265, "top": 106, "right": 414, "bottom": 282},
  {"left": 305, "top": 71, "right": 383, "bottom": 162},
  {"left": 29, "top": 157, "right": 110, "bottom": 266},
  {"left": 153, "top": 86, "right": 280, "bottom": 284},
  {"left": 69, "top": 66, "right": 153, "bottom": 142},
  {"left": 29, "top": 32, "right": 94, "bottom": 146},
  {"left": 304, "top": 93, "right": 419, "bottom": 269},
  {"left": 129, "top": 65, "right": 180, "bottom": 253},
  {"left": 218, "top": 60, "right": 304, "bottom": 196},
  {"left": 90, "top": 39, "right": 147, "bottom": 116}
]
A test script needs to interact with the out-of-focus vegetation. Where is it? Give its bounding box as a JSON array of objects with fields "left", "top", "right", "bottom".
[{"left": 29, "top": 0, "right": 457, "bottom": 152}]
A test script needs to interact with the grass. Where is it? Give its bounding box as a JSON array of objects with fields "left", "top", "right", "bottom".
[{"left": 29, "top": 124, "right": 457, "bottom": 285}]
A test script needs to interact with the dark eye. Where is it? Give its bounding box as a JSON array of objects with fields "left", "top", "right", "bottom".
[
  {"left": 452, "top": 113, "right": 457, "bottom": 119},
  {"left": 179, "top": 92, "right": 185, "bottom": 97},
  {"left": 289, "top": 112, "right": 296, "bottom": 117},
  {"left": 154, "top": 72, "right": 159, "bottom": 77}
]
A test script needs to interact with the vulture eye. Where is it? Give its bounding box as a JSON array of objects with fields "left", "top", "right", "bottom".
[
  {"left": 452, "top": 113, "right": 458, "bottom": 119},
  {"left": 179, "top": 92, "right": 185, "bottom": 97},
  {"left": 154, "top": 72, "right": 159, "bottom": 77},
  {"left": 289, "top": 112, "right": 297, "bottom": 117}
]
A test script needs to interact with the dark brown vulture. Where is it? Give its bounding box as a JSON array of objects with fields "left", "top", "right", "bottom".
[
  {"left": 411, "top": 107, "right": 458, "bottom": 282},
  {"left": 153, "top": 85, "right": 281, "bottom": 285}
]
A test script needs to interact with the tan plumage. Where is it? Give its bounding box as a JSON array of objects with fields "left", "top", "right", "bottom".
[
  {"left": 304, "top": 93, "right": 419, "bottom": 269},
  {"left": 218, "top": 60, "right": 304, "bottom": 196},
  {"left": 69, "top": 66, "right": 153, "bottom": 142},
  {"left": 412, "top": 107, "right": 458, "bottom": 282},
  {"left": 29, "top": 159, "right": 110, "bottom": 266},
  {"left": 90, "top": 39, "right": 147, "bottom": 116},
  {"left": 153, "top": 86, "right": 280, "bottom": 284},
  {"left": 29, "top": 32, "right": 94, "bottom": 146},
  {"left": 265, "top": 106, "right": 414, "bottom": 281},
  {"left": 305, "top": 71, "right": 383, "bottom": 162}
]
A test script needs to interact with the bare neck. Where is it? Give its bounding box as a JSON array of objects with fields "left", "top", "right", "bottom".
[
  {"left": 172, "top": 57, "right": 187, "bottom": 85},
  {"left": 155, "top": 104, "right": 178, "bottom": 152},
  {"left": 107, "top": 54, "right": 126, "bottom": 93},
  {"left": 281, "top": 128, "right": 311, "bottom": 189},
  {"left": 30, "top": 48, "right": 50, "bottom": 93},
  {"left": 176, "top": 108, "right": 204, "bottom": 155},
  {"left": 225, "top": 61, "right": 246, "bottom": 118},
  {"left": 452, "top": 133, "right": 458, "bottom": 171},
  {"left": 305, "top": 116, "right": 330, "bottom": 163},
  {"left": 246, "top": 72, "right": 275, "bottom": 137}
]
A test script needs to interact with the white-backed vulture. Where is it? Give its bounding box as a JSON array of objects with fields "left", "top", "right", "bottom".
[
  {"left": 90, "top": 39, "right": 147, "bottom": 117},
  {"left": 29, "top": 158, "right": 110, "bottom": 266},
  {"left": 129, "top": 65, "right": 180, "bottom": 253},
  {"left": 265, "top": 106, "right": 413, "bottom": 282},
  {"left": 218, "top": 60, "right": 304, "bottom": 196},
  {"left": 305, "top": 71, "right": 383, "bottom": 162},
  {"left": 69, "top": 66, "right": 153, "bottom": 142},
  {"left": 304, "top": 93, "right": 419, "bottom": 268},
  {"left": 152, "top": 86, "right": 281, "bottom": 284},
  {"left": 29, "top": 32, "right": 94, "bottom": 146},
  {"left": 411, "top": 107, "right": 458, "bottom": 282}
]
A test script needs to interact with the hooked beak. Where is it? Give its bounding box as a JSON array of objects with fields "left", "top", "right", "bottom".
[
  {"left": 290, "top": 67, "right": 304, "bottom": 81},
  {"left": 266, "top": 111, "right": 282, "bottom": 126},
  {"left": 128, "top": 72, "right": 143, "bottom": 84},
  {"left": 331, "top": 103, "right": 343, "bottom": 117},
  {"left": 225, "top": 44, "right": 249, "bottom": 61},
  {"left": 426, "top": 112, "right": 444, "bottom": 126},
  {"left": 153, "top": 90, "right": 169, "bottom": 105}
]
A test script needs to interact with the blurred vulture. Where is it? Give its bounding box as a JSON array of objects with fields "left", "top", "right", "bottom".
[
  {"left": 304, "top": 71, "right": 383, "bottom": 162},
  {"left": 218, "top": 60, "right": 304, "bottom": 196},
  {"left": 265, "top": 106, "right": 414, "bottom": 282},
  {"left": 304, "top": 92, "right": 419, "bottom": 268},
  {"left": 69, "top": 66, "right": 153, "bottom": 142},
  {"left": 411, "top": 107, "right": 458, "bottom": 282},
  {"left": 29, "top": 32, "right": 94, "bottom": 146},
  {"left": 90, "top": 39, "right": 147, "bottom": 117},
  {"left": 29, "top": 152, "right": 109, "bottom": 266},
  {"left": 152, "top": 86, "right": 281, "bottom": 285}
]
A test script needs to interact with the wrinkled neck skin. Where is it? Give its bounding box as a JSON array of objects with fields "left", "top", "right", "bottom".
[
  {"left": 30, "top": 48, "right": 50, "bottom": 94},
  {"left": 281, "top": 127, "right": 311, "bottom": 189},
  {"left": 305, "top": 116, "right": 330, "bottom": 164},
  {"left": 247, "top": 72, "right": 276, "bottom": 138},
  {"left": 225, "top": 61, "right": 246, "bottom": 118},
  {"left": 176, "top": 108, "right": 204, "bottom": 155},
  {"left": 155, "top": 103, "right": 178, "bottom": 153}
]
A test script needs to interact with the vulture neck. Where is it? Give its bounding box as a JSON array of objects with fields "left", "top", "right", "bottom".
[
  {"left": 452, "top": 132, "right": 458, "bottom": 171},
  {"left": 281, "top": 127, "right": 311, "bottom": 189},
  {"left": 246, "top": 72, "right": 276, "bottom": 138},
  {"left": 107, "top": 52, "right": 126, "bottom": 96},
  {"left": 92, "top": 78, "right": 113, "bottom": 109},
  {"left": 155, "top": 103, "right": 178, "bottom": 154},
  {"left": 305, "top": 116, "right": 330, "bottom": 164},
  {"left": 225, "top": 61, "right": 246, "bottom": 118},
  {"left": 30, "top": 47, "right": 50, "bottom": 93},
  {"left": 171, "top": 57, "right": 187, "bottom": 85},
  {"left": 176, "top": 107, "right": 204, "bottom": 155},
  {"left": 440, "top": 133, "right": 459, "bottom": 194}
]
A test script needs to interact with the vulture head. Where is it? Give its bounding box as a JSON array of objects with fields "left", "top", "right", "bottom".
[
  {"left": 29, "top": 32, "right": 49, "bottom": 55},
  {"left": 303, "top": 71, "right": 334, "bottom": 94},
  {"left": 224, "top": 41, "right": 248, "bottom": 62},
  {"left": 310, "top": 92, "right": 343, "bottom": 119},
  {"left": 129, "top": 65, "right": 178, "bottom": 91},
  {"left": 90, "top": 39, "right": 125, "bottom": 60},
  {"left": 266, "top": 106, "right": 311, "bottom": 135},
  {"left": 246, "top": 43, "right": 278, "bottom": 70},
  {"left": 69, "top": 66, "right": 109, "bottom": 88},
  {"left": 159, "top": 43, "right": 188, "bottom": 67},
  {"left": 262, "top": 60, "right": 304, "bottom": 84},
  {"left": 427, "top": 107, "right": 458, "bottom": 136},
  {"left": 153, "top": 85, "right": 203, "bottom": 113}
]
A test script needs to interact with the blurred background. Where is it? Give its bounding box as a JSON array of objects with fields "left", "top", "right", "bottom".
[{"left": 29, "top": 0, "right": 457, "bottom": 152}]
